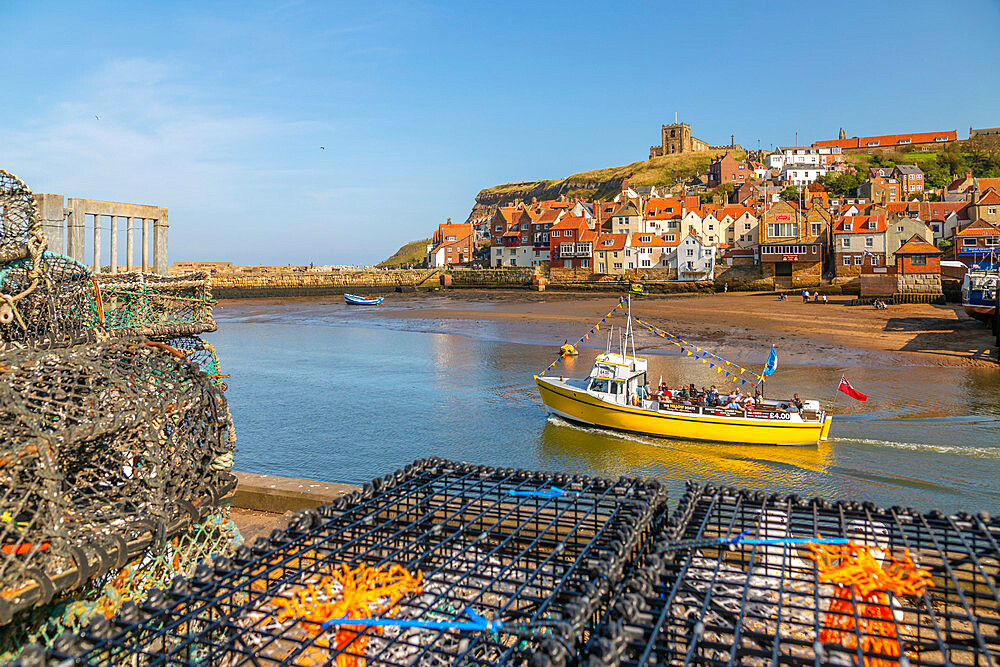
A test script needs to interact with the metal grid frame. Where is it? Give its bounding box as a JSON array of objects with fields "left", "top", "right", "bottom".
[
  {"left": 588, "top": 482, "right": 1000, "bottom": 667},
  {"left": 46, "top": 458, "right": 667, "bottom": 666}
]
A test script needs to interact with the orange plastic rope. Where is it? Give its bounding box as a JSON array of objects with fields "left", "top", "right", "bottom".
[
  {"left": 807, "top": 543, "right": 932, "bottom": 667},
  {"left": 274, "top": 564, "right": 423, "bottom": 667}
]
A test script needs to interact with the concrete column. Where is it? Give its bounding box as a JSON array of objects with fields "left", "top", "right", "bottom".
[
  {"left": 66, "top": 201, "right": 85, "bottom": 262},
  {"left": 153, "top": 212, "right": 168, "bottom": 274},
  {"left": 126, "top": 217, "right": 134, "bottom": 271},
  {"left": 109, "top": 215, "right": 118, "bottom": 273},
  {"left": 33, "top": 193, "right": 65, "bottom": 254},
  {"left": 93, "top": 214, "right": 102, "bottom": 273},
  {"left": 142, "top": 219, "right": 150, "bottom": 272}
]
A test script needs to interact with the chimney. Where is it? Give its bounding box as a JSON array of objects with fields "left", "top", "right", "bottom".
[{"left": 447, "top": 217, "right": 451, "bottom": 224}]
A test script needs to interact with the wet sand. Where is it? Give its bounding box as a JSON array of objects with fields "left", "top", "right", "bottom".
[{"left": 366, "top": 291, "right": 998, "bottom": 368}]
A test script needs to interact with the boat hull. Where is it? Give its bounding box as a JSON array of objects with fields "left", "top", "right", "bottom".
[
  {"left": 963, "top": 303, "right": 995, "bottom": 324},
  {"left": 344, "top": 294, "right": 383, "bottom": 306},
  {"left": 536, "top": 376, "right": 832, "bottom": 446}
]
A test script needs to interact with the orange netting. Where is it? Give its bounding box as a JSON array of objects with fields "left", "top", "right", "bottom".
[
  {"left": 807, "top": 543, "right": 933, "bottom": 667},
  {"left": 273, "top": 564, "right": 423, "bottom": 667}
]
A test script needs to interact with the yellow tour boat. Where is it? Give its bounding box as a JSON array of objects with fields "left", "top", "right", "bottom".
[{"left": 535, "top": 298, "right": 833, "bottom": 446}]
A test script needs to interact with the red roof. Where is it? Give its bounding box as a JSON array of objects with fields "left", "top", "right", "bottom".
[
  {"left": 721, "top": 205, "right": 753, "bottom": 220},
  {"left": 631, "top": 234, "right": 668, "bottom": 248},
  {"left": 835, "top": 214, "right": 886, "bottom": 234},
  {"left": 895, "top": 235, "right": 942, "bottom": 255},
  {"left": 977, "top": 178, "right": 1000, "bottom": 193},
  {"left": 956, "top": 220, "right": 1000, "bottom": 237},
  {"left": 815, "top": 130, "right": 957, "bottom": 149},
  {"left": 594, "top": 233, "right": 629, "bottom": 251},
  {"left": 976, "top": 188, "right": 1000, "bottom": 206},
  {"left": 549, "top": 215, "right": 589, "bottom": 231},
  {"left": 644, "top": 197, "right": 686, "bottom": 219}
]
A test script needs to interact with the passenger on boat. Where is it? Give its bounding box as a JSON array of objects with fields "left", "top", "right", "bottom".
[
  {"left": 792, "top": 393, "right": 803, "bottom": 411},
  {"left": 707, "top": 386, "right": 718, "bottom": 405},
  {"left": 777, "top": 403, "right": 789, "bottom": 412},
  {"left": 680, "top": 385, "right": 690, "bottom": 399},
  {"left": 643, "top": 381, "right": 652, "bottom": 398},
  {"left": 787, "top": 402, "right": 800, "bottom": 413},
  {"left": 743, "top": 394, "right": 756, "bottom": 408}
]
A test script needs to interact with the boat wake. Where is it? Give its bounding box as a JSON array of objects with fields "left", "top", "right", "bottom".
[
  {"left": 546, "top": 415, "right": 684, "bottom": 451},
  {"left": 832, "top": 437, "right": 1000, "bottom": 459}
]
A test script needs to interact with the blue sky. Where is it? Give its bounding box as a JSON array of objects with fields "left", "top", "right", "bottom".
[{"left": 3, "top": 0, "right": 999, "bottom": 265}]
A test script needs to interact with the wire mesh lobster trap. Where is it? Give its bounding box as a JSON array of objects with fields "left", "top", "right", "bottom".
[
  {"left": 587, "top": 482, "right": 1000, "bottom": 667},
  {"left": 0, "top": 338, "right": 237, "bottom": 624},
  {"left": 40, "top": 458, "right": 668, "bottom": 667},
  {"left": 0, "top": 168, "right": 40, "bottom": 265},
  {"left": 0, "top": 253, "right": 217, "bottom": 350}
]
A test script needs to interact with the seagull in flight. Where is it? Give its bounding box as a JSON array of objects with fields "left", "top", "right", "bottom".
[{"left": 320, "top": 146, "right": 325, "bottom": 150}]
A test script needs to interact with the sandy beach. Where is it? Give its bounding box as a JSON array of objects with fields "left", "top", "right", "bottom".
[{"left": 365, "top": 291, "right": 998, "bottom": 368}]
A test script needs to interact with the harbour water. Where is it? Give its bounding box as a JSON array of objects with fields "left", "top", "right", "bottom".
[{"left": 208, "top": 297, "right": 1000, "bottom": 513}]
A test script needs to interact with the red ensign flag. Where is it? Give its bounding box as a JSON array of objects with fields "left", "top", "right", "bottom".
[{"left": 838, "top": 377, "right": 867, "bottom": 401}]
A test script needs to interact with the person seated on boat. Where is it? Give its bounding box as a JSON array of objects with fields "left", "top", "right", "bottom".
[
  {"left": 754, "top": 389, "right": 763, "bottom": 403},
  {"left": 787, "top": 401, "right": 800, "bottom": 413},
  {"left": 725, "top": 397, "right": 741, "bottom": 409},
  {"left": 707, "top": 386, "right": 719, "bottom": 405},
  {"left": 742, "top": 394, "right": 755, "bottom": 409},
  {"left": 792, "top": 393, "right": 803, "bottom": 411},
  {"left": 680, "top": 385, "right": 690, "bottom": 399},
  {"left": 643, "top": 381, "right": 652, "bottom": 399},
  {"left": 777, "top": 403, "right": 789, "bottom": 412}
]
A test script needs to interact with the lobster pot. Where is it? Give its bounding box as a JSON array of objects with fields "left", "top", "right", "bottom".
[
  {"left": 95, "top": 271, "right": 217, "bottom": 339},
  {"left": 47, "top": 458, "right": 667, "bottom": 666},
  {"left": 0, "top": 253, "right": 99, "bottom": 350},
  {"left": 0, "top": 339, "right": 236, "bottom": 623},
  {"left": 587, "top": 482, "right": 1000, "bottom": 667},
  {"left": 0, "top": 169, "right": 36, "bottom": 264}
]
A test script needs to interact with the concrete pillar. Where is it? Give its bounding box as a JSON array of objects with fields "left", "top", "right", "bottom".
[
  {"left": 153, "top": 212, "right": 168, "bottom": 274},
  {"left": 126, "top": 217, "right": 134, "bottom": 271},
  {"left": 142, "top": 219, "right": 150, "bottom": 272},
  {"left": 33, "top": 193, "right": 65, "bottom": 254},
  {"left": 109, "top": 215, "right": 118, "bottom": 273},
  {"left": 66, "top": 201, "right": 85, "bottom": 262},
  {"left": 93, "top": 214, "right": 102, "bottom": 273}
]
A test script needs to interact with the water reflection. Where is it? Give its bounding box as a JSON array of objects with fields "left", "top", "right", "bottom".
[{"left": 208, "top": 307, "right": 1000, "bottom": 514}]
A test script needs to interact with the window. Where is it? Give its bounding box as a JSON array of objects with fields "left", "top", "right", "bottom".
[
  {"left": 868, "top": 221, "right": 877, "bottom": 230},
  {"left": 854, "top": 256, "right": 863, "bottom": 265},
  {"left": 534, "top": 250, "right": 540, "bottom": 257},
  {"left": 986, "top": 238, "right": 999, "bottom": 246},
  {"left": 552, "top": 230, "right": 560, "bottom": 237},
  {"left": 767, "top": 223, "right": 798, "bottom": 237},
  {"left": 708, "top": 224, "right": 714, "bottom": 231},
  {"left": 708, "top": 236, "right": 715, "bottom": 242},
  {"left": 641, "top": 235, "right": 651, "bottom": 243},
  {"left": 613, "top": 251, "right": 619, "bottom": 258},
  {"left": 898, "top": 139, "right": 911, "bottom": 145},
  {"left": 865, "top": 237, "right": 874, "bottom": 247},
  {"left": 581, "top": 259, "right": 590, "bottom": 268},
  {"left": 599, "top": 263, "right": 606, "bottom": 272},
  {"left": 603, "top": 239, "right": 614, "bottom": 246},
  {"left": 613, "top": 262, "right": 623, "bottom": 269},
  {"left": 896, "top": 226, "right": 904, "bottom": 232},
  {"left": 542, "top": 233, "right": 549, "bottom": 242},
  {"left": 641, "top": 259, "right": 651, "bottom": 267},
  {"left": 509, "top": 259, "right": 516, "bottom": 266},
  {"left": 872, "top": 255, "right": 881, "bottom": 265},
  {"left": 744, "top": 223, "right": 752, "bottom": 230},
  {"left": 494, "top": 225, "right": 502, "bottom": 232},
  {"left": 739, "top": 234, "right": 746, "bottom": 242},
  {"left": 687, "top": 249, "right": 694, "bottom": 256},
  {"left": 935, "top": 137, "right": 949, "bottom": 142},
  {"left": 867, "top": 141, "right": 880, "bottom": 147},
  {"left": 665, "top": 234, "right": 676, "bottom": 242},
  {"left": 963, "top": 238, "right": 977, "bottom": 246},
  {"left": 932, "top": 224, "right": 940, "bottom": 233},
  {"left": 912, "top": 255, "right": 927, "bottom": 265},
  {"left": 989, "top": 207, "right": 997, "bottom": 215},
  {"left": 520, "top": 224, "right": 528, "bottom": 231},
  {"left": 843, "top": 223, "right": 853, "bottom": 231},
  {"left": 811, "top": 223, "right": 821, "bottom": 235},
  {"left": 843, "top": 256, "right": 851, "bottom": 265},
  {"left": 445, "top": 235, "right": 456, "bottom": 242}
]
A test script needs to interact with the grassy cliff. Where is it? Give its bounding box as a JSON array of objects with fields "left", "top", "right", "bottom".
[
  {"left": 475, "top": 149, "right": 746, "bottom": 208},
  {"left": 377, "top": 238, "right": 431, "bottom": 268}
]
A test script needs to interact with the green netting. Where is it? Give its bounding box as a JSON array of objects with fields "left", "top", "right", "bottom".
[{"left": 0, "top": 510, "right": 243, "bottom": 663}]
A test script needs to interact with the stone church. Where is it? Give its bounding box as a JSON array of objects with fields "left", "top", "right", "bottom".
[{"left": 649, "top": 122, "right": 710, "bottom": 158}]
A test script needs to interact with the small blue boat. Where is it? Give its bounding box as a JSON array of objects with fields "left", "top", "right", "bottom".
[{"left": 345, "top": 293, "right": 383, "bottom": 306}]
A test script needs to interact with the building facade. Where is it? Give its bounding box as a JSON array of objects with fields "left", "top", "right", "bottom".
[{"left": 649, "top": 122, "right": 710, "bottom": 158}]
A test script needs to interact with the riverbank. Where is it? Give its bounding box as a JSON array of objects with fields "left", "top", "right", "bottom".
[{"left": 215, "top": 290, "right": 996, "bottom": 368}]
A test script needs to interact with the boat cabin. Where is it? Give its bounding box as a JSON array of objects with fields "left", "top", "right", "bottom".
[{"left": 586, "top": 352, "right": 647, "bottom": 405}]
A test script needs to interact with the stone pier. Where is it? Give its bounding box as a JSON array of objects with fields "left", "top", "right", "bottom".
[{"left": 33, "top": 195, "right": 169, "bottom": 274}]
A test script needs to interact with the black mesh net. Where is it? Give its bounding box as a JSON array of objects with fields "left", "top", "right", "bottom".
[
  {"left": 0, "top": 169, "right": 39, "bottom": 264},
  {"left": 42, "top": 458, "right": 667, "bottom": 666},
  {"left": 0, "top": 338, "right": 237, "bottom": 624},
  {"left": 587, "top": 482, "right": 1000, "bottom": 667}
]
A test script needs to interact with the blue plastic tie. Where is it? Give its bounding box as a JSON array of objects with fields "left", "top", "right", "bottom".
[
  {"left": 321, "top": 606, "right": 502, "bottom": 632},
  {"left": 721, "top": 529, "right": 849, "bottom": 547},
  {"left": 508, "top": 486, "right": 572, "bottom": 499}
]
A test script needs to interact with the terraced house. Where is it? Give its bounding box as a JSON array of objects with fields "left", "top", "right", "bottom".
[
  {"left": 954, "top": 219, "right": 1000, "bottom": 267},
  {"left": 548, "top": 215, "right": 595, "bottom": 270},
  {"left": 833, "top": 213, "right": 887, "bottom": 276},
  {"left": 759, "top": 199, "right": 831, "bottom": 287}
]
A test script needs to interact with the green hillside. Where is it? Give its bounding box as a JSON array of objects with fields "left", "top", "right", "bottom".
[
  {"left": 377, "top": 238, "right": 430, "bottom": 268},
  {"left": 479, "top": 148, "right": 746, "bottom": 201}
]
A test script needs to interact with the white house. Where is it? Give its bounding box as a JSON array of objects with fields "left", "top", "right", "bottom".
[
  {"left": 667, "top": 230, "right": 715, "bottom": 281},
  {"left": 767, "top": 146, "right": 844, "bottom": 170},
  {"left": 780, "top": 164, "right": 829, "bottom": 186}
]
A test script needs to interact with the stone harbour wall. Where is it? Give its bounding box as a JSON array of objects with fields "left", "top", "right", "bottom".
[
  {"left": 897, "top": 272, "right": 943, "bottom": 294},
  {"left": 211, "top": 269, "right": 442, "bottom": 298}
]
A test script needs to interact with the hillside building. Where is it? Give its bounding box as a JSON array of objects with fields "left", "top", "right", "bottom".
[{"left": 649, "top": 122, "right": 710, "bottom": 158}]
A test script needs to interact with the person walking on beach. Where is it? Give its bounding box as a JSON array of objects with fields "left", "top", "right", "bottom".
[
  {"left": 802, "top": 290, "right": 809, "bottom": 303},
  {"left": 822, "top": 294, "right": 828, "bottom": 304},
  {"left": 723, "top": 282, "right": 728, "bottom": 293}
]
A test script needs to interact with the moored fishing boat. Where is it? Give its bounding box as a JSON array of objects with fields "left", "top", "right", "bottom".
[
  {"left": 961, "top": 268, "right": 997, "bottom": 324},
  {"left": 535, "top": 297, "right": 834, "bottom": 446},
  {"left": 344, "top": 293, "right": 384, "bottom": 306}
]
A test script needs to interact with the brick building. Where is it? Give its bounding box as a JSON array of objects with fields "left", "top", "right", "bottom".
[
  {"left": 759, "top": 199, "right": 830, "bottom": 287},
  {"left": 708, "top": 152, "right": 750, "bottom": 188},
  {"left": 894, "top": 236, "right": 943, "bottom": 295},
  {"left": 814, "top": 129, "right": 957, "bottom": 154},
  {"left": 892, "top": 164, "right": 924, "bottom": 195},
  {"left": 427, "top": 220, "right": 475, "bottom": 268}
]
